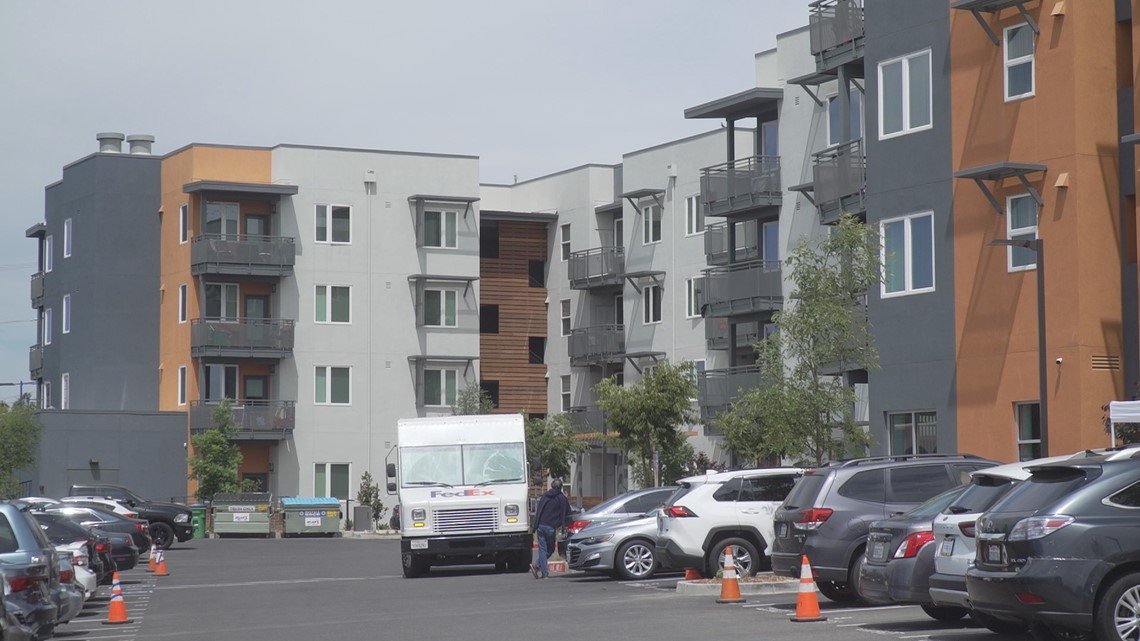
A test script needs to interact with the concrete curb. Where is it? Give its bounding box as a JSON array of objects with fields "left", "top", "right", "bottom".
[
  {"left": 674, "top": 578, "right": 803, "bottom": 596},
  {"left": 342, "top": 531, "right": 401, "bottom": 540}
]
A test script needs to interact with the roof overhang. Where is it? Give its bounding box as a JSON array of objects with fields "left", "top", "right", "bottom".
[
  {"left": 621, "top": 188, "right": 665, "bottom": 211},
  {"left": 623, "top": 269, "right": 666, "bottom": 288},
  {"left": 594, "top": 201, "right": 623, "bottom": 215},
  {"left": 183, "top": 180, "right": 299, "bottom": 196},
  {"left": 788, "top": 182, "right": 817, "bottom": 206},
  {"left": 25, "top": 222, "right": 46, "bottom": 239},
  {"left": 1123, "top": 133, "right": 1140, "bottom": 145},
  {"left": 407, "top": 355, "right": 480, "bottom": 362},
  {"left": 951, "top": 0, "right": 1040, "bottom": 45},
  {"left": 479, "top": 209, "right": 558, "bottom": 223},
  {"left": 684, "top": 87, "right": 782, "bottom": 122},
  {"left": 408, "top": 194, "right": 480, "bottom": 219},
  {"left": 623, "top": 350, "right": 667, "bottom": 374},
  {"left": 954, "top": 162, "right": 1047, "bottom": 214},
  {"left": 787, "top": 69, "right": 865, "bottom": 107}
]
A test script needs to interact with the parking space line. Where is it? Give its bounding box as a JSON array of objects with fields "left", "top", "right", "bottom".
[
  {"left": 819, "top": 604, "right": 917, "bottom": 615},
  {"left": 160, "top": 575, "right": 389, "bottom": 590}
]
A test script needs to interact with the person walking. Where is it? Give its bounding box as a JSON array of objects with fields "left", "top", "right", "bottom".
[{"left": 531, "top": 478, "right": 571, "bottom": 579}]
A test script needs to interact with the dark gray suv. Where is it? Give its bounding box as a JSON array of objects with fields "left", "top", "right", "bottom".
[{"left": 771, "top": 454, "right": 997, "bottom": 603}]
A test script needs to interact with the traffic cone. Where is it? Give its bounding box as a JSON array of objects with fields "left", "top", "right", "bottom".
[
  {"left": 683, "top": 567, "right": 703, "bottom": 581},
  {"left": 154, "top": 548, "right": 170, "bottom": 576},
  {"left": 790, "top": 555, "right": 827, "bottom": 622},
  {"left": 715, "top": 545, "right": 745, "bottom": 604},
  {"left": 102, "top": 572, "right": 134, "bottom": 625},
  {"left": 146, "top": 543, "right": 157, "bottom": 573}
]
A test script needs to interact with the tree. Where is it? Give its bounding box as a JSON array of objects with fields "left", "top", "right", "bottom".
[
  {"left": 594, "top": 360, "right": 699, "bottom": 486},
  {"left": 452, "top": 382, "right": 494, "bottom": 416},
  {"left": 188, "top": 399, "right": 258, "bottom": 501},
  {"left": 716, "top": 214, "right": 880, "bottom": 466},
  {"left": 525, "top": 414, "right": 584, "bottom": 481},
  {"left": 356, "top": 471, "right": 386, "bottom": 529},
  {"left": 0, "top": 399, "right": 43, "bottom": 499}
]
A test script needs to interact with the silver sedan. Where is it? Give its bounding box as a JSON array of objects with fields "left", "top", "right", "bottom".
[{"left": 566, "top": 513, "right": 659, "bottom": 580}]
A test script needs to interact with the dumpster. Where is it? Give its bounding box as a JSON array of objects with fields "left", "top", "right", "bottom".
[
  {"left": 211, "top": 493, "right": 274, "bottom": 537},
  {"left": 280, "top": 497, "right": 342, "bottom": 537},
  {"left": 190, "top": 503, "right": 208, "bottom": 539}
]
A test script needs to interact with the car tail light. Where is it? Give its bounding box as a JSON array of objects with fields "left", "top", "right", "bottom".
[
  {"left": 7, "top": 576, "right": 32, "bottom": 593},
  {"left": 567, "top": 519, "right": 591, "bottom": 534},
  {"left": 125, "top": 512, "right": 138, "bottom": 519},
  {"left": 1008, "top": 515, "right": 1074, "bottom": 541},
  {"left": 60, "top": 568, "right": 74, "bottom": 583},
  {"left": 135, "top": 523, "right": 147, "bottom": 533},
  {"left": 96, "top": 542, "right": 110, "bottom": 553},
  {"left": 72, "top": 553, "right": 88, "bottom": 567},
  {"left": 894, "top": 531, "right": 935, "bottom": 559},
  {"left": 793, "top": 508, "right": 833, "bottom": 531},
  {"left": 958, "top": 521, "right": 976, "bottom": 538},
  {"left": 664, "top": 506, "right": 697, "bottom": 518}
]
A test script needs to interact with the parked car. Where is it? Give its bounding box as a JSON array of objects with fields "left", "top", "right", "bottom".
[
  {"left": 0, "top": 566, "right": 36, "bottom": 641},
  {"left": 50, "top": 552, "right": 83, "bottom": 625},
  {"left": 90, "top": 528, "right": 139, "bottom": 573},
  {"left": 771, "top": 454, "right": 998, "bottom": 603},
  {"left": 657, "top": 468, "right": 803, "bottom": 578},
  {"left": 43, "top": 504, "right": 152, "bottom": 552},
  {"left": 568, "top": 512, "right": 662, "bottom": 580},
  {"left": 0, "top": 501, "right": 60, "bottom": 640},
  {"left": 32, "top": 512, "right": 108, "bottom": 589},
  {"left": 60, "top": 496, "right": 139, "bottom": 518},
  {"left": 67, "top": 483, "right": 193, "bottom": 549},
  {"left": 966, "top": 451, "right": 1140, "bottom": 641},
  {"left": 566, "top": 487, "right": 677, "bottom": 536}
]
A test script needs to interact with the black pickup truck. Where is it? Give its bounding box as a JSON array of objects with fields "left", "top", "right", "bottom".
[{"left": 67, "top": 483, "right": 194, "bottom": 549}]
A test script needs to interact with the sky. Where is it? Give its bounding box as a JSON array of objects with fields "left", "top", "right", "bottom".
[{"left": 0, "top": 0, "right": 810, "bottom": 403}]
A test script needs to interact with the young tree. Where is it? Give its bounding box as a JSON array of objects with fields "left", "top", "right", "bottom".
[
  {"left": 594, "top": 360, "right": 699, "bottom": 486},
  {"left": 0, "top": 399, "right": 43, "bottom": 499},
  {"left": 525, "top": 414, "right": 584, "bottom": 481},
  {"left": 356, "top": 471, "right": 386, "bottom": 529},
  {"left": 188, "top": 399, "right": 257, "bottom": 501},
  {"left": 717, "top": 214, "right": 880, "bottom": 466},
  {"left": 452, "top": 382, "right": 494, "bottom": 416}
]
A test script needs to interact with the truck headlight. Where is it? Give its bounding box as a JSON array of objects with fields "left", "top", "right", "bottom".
[
  {"left": 505, "top": 504, "right": 519, "bottom": 517},
  {"left": 174, "top": 513, "right": 189, "bottom": 523},
  {"left": 411, "top": 508, "right": 426, "bottom": 521}
]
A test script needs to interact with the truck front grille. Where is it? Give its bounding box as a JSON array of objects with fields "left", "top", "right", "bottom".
[{"left": 433, "top": 507, "right": 498, "bottom": 533}]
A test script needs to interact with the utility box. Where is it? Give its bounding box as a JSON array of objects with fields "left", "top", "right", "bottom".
[
  {"left": 212, "top": 493, "right": 273, "bottom": 537},
  {"left": 280, "top": 497, "right": 342, "bottom": 536}
]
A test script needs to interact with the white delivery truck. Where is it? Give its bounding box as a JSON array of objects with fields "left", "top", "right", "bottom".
[{"left": 386, "top": 414, "right": 532, "bottom": 578}]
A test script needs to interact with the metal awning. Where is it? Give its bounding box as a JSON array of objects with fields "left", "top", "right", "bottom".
[
  {"left": 787, "top": 70, "right": 864, "bottom": 107},
  {"left": 951, "top": 0, "right": 1039, "bottom": 45},
  {"left": 621, "top": 188, "right": 665, "bottom": 211},
  {"left": 788, "top": 182, "right": 817, "bottom": 206},
  {"left": 407, "top": 273, "right": 479, "bottom": 295},
  {"left": 623, "top": 351, "right": 667, "bottom": 374},
  {"left": 1123, "top": 133, "right": 1140, "bottom": 145},
  {"left": 183, "top": 180, "right": 299, "bottom": 197},
  {"left": 954, "top": 162, "right": 1047, "bottom": 214},
  {"left": 622, "top": 270, "right": 665, "bottom": 288},
  {"left": 407, "top": 355, "right": 479, "bottom": 362},
  {"left": 594, "top": 201, "right": 623, "bottom": 215},
  {"left": 408, "top": 194, "right": 480, "bottom": 218},
  {"left": 25, "top": 222, "right": 46, "bottom": 239},
  {"left": 684, "top": 87, "right": 782, "bottom": 122},
  {"left": 479, "top": 209, "right": 557, "bottom": 223}
]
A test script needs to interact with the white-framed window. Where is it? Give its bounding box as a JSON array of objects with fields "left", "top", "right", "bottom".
[
  {"left": 424, "top": 210, "right": 457, "bottom": 248},
  {"left": 423, "top": 369, "right": 458, "bottom": 407},
  {"left": 1016, "top": 402, "right": 1041, "bottom": 461},
  {"left": 60, "top": 373, "right": 69, "bottom": 410},
  {"left": 315, "top": 366, "right": 351, "bottom": 405},
  {"left": 1004, "top": 23, "right": 1035, "bottom": 101},
  {"left": 643, "top": 284, "right": 662, "bottom": 324},
  {"left": 827, "top": 89, "right": 864, "bottom": 146},
  {"left": 685, "top": 195, "right": 704, "bottom": 236},
  {"left": 315, "top": 285, "right": 351, "bottom": 324},
  {"left": 642, "top": 204, "right": 662, "bottom": 245},
  {"left": 560, "top": 223, "right": 571, "bottom": 261},
  {"left": 688, "top": 360, "right": 705, "bottom": 400},
  {"left": 41, "top": 381, "right": 51, "bottom": 410},
  {"left": 63, "top": 218, "right": 72, "bottom": 258},
  {"left": 45, "top": 235, "right": 53, "bottom": 273},
  {"left": 879, "top": 49, "right": 932, "bottom": 139},
  {"left": 204, "top": 283, "right": 239, "bottom": 320},
  {"left": 881, "top": 212, "right": 934, "bottom": 297},
  {"left": 43, "top": 308, "right": 52, "bottom": 345},
  {"left": 178, "top": 284, "right": 188, "bottom": 323},
  {"left": 888, "top": 410, "right": 938, "bottom": 455},
  {"left": 685, "top": 278, "right": 702, "bottom": 319},
  {"left": 1007, "top": 194, "right": 1038, "bottom": 272},
  {"left": 560, "top": 374, "right": 571, "bottom": 412},
  {"left": 179, "top": 204, "right": 188, "bottom": 244},
  {"left": 177, "top": 366, "right": 187, "bottom": 407},
  {"left": 315, "top": 204, "right": 351, "bottom": 244},
  {"left": 62, "top": 294, "right": 71, "bottom": 334},
  {"left": 561, "top": 299, "right": 571, "bottom": 336},
  {"left": 423, "top": 289, "right": 457, "bottom": 327},
  {"left": 314, "top": 463, "right": 351, "bottom": 499}
]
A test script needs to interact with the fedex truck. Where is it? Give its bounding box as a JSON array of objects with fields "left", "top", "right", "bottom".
[{"left": 386, "top": 414, "right": 532, "bottom": 578}]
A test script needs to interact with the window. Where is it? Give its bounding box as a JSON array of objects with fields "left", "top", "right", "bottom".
[
  {"left": 528, "top": 259, "right": 545, "bottom": 287},
  {"left": 62, "top": 294, "right": 70, "bottom": 334},
  {"left": 685, "top": 278, "right": 702, "bottom": 318},
  {"left": 560, "top": 224, "right": 571, "bottom": 261},
  {"left": 1004, "top": 24, "right": 1034, "bottom": 101},
  {"left": 423, "top": 369, "right": 457, "bottom": 406},
  {"left": 43, "top": 308, "right": 52, "bottom": 345},
  {"left": 828, "top": 89, "right": 864, "bottom": 145},
  {"left": 178, "top": 284, "right": 187, "bottom": 323},
  {"left": 177, "top": 366, "right": 187, "bottom": 406},
  {"left": 480, "top": 305, "right": 499, "bottom": 334},
  {"left": 837, "top": 469, "right": 886, "bottom": 502},
  {"left": 1107, "top": 482, "right": 1140, "bottom": 508},
  {"left": 424, "top": 210, "right": 457, "bottom": 248},
  {"left": 614, "top": 294, "right": 624, "bottom": 326},
  {"left": 315, "top": 204, "right": 351, "bottom": 243},
  {"left": 315, "top": 366, "right": 351, "bottom": 405},
  {"left": 63, "top": 218, "right": 72, "bottom": 258},
  {"left": 315, "top": 285, "right": 351, "bottom": 324},
  {"left": 685, "top": 195, "right": 704, "bottom": 236},
  {"left": 881, "top": 212, "right": 934, "bottom": 297},
  {"left": 45, "top": 235, "right": 53, "bottom": 273},
  {"left": 762, "top": 220, "right": 780, "bottom": 265},
  {"left": 1007, "top": 195, "right": 1038, "bottom": 271},
  {"left": 60, "top": 373, "right": 69, "bottom": 410},
  {"left": 560, "top": 375, "right": 571, "bottom": 412},
  {"left": 560, "top": 299, "right": 571, "bottom": 336},
  {"left": 879, "top": 49, "right": 932, "bottom": 138},
  {"left": 1016, "top": 402, "right": 1041, "bottom": 461},
  {"left": 179, "top": 204, "right": 188, "bottom": 244},
  {"left": 41, "top": 381, "right": 51, "bottom": 410},
  {"left": 713, "top": 477, "right": 743, "bottom": 502},
  {"left": 642, "top": 204, "right": 662, "bottom": 244},
  {"left": 889, "top": 410, "right": 938, "bottom": 455},
  {"left": 741, "top": 476, "right": 798, "bottom": 502},
  {"left": 204, "top": 364, "right": 238, "bottom": 401},
  {"left": 642, "top": 284, "right": 662, "bottom": 324},
  {"left": 528, "top": 337, "right": 546, "bottom": 364},
  {"left": 205, "top": 283, "right": 240, "bottom": 320},
  {"left": 688, "top": 360, "right": 705, "bottom": 400},
  {"left": 480, "top": 220, "right": 499, "bottom": 258},
  {"left": 423, "top": 290, "right": 457, "bottom": 327},
  {"left": 314, "top": 463, "right": 350, "bottom": 499},
  {"left": 889, "top": 465, "right": 954, "bottom": 502}
]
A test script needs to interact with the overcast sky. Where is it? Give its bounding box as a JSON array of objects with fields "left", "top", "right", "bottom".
[{"left": 0, "top": 0, "right": 809, "bottom": 403}]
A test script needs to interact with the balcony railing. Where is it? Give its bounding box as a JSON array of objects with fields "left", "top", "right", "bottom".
[
  {"left": 568, "top": 325, "right": 625, "bottom": 367},
  {"left": 699, "top": 364, "right": 765, "bottom": 431},
  {"left": 813, "top": 139, "right": 866, "bottom": 224},
  {"left": 819, "top": 293, "right": 871, "bottom": 375},
  {"left": 704, "top": 222, "right": 760, "bottom": 267},
  {"left": 700, "top": 156, "right": 781, "bottom": 218},
  {"left": 705, "top": 318, "right": 763, "bottom": 352},
  {"left": 809, "top": 0, "right": 865, "bottom": 70},
  {"left": 190, "top": 234, "right": 296, "bottom": 277},
  {"left": 568, "top": 246, "right": 625, "bottom": 289},
  {"left": 29, "top": 345, "right": 42, "bottom": 379},
  {"left": 566, "top": 406, "right": 606, "bottom": 436},
  {"left": 703, "top": 259, "right": 783, "bottom": 317},
  {"left": 189, "top": 400, "right": 295, "bottom": 439},
  {"left": 30, "top": 272, "right": 43, "bottom": 309},
  {"left": 190, "top": 318, "right": 295, "bottom": 359}
]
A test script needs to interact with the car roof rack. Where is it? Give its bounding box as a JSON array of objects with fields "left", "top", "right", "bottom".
[{"left": 831, "top": 453, "right": 985, "bottom": 468}]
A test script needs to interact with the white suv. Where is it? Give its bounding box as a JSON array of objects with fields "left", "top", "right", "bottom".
[{"left": 656, "top": 467, "right": 802, "bottom": 577}]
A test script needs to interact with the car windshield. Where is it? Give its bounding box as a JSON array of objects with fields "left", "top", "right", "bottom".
[
  {"left": 988, "top": 466, "right": 1092, "bottom": 513},
  {"left": 400, "top": 442, "right": 526, "bottom": 487},
  {"left": 904, "top": 485, "right": 967, "bottom": 519},
  {"left": 782, "top": 473, "right": 827, "bottom": 509},
  {"left": 33, "top": 514, "right": 90, "bottom": 542},
  {"left": 944, "top": 476, "right": 1017, "bottom": 514}
]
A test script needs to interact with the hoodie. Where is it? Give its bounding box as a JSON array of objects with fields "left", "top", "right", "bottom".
[{"left": 533, "top": 486, "right": 571, "bottom": 530}]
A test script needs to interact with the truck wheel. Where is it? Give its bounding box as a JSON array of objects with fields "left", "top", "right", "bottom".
[
  {"left": 401, "top": 553, "right": 429, "bottom": 578},
  {"left": 150, "top": 522, "right": 176, "bottom": 550}
]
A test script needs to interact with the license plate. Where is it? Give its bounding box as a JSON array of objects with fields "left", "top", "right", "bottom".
[
  {"left": 410, "top": 539, "right": 428, "bottom": 550},
  {"left": 871, "top": 541, "right": 887, "bottom": 561},
  {"left": 776, "top": 523, "right": 788, "bottom": 538},
  {"left": 983, "top": 543, "right": 1003, "bottom": 564},
  {"left": 940, "top": 537, "right": 955, "bottom": 556}
]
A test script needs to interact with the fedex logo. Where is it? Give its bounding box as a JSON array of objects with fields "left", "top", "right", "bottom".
[{"left": 430, "top": 489, "right": 496, "bottom": 498}]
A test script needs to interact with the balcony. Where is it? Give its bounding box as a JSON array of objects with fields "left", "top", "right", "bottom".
[
  {"left": 819, "top": 293, "right": 870, "bottom": 377},
  {"left": 190, "top": 234, "right": 296, "bottom": 277},
  {"left": 705, "top": 319, "right": 763, "bottom": 352},
  {"left": 568, "top": 325, "right": 625, "bottom": 367},
  {"left": 189, "top": 400, "right": 295, "bottom": 440},
  {"left": 569, "top": 246, "right": 624, "bottom": 289},
  {"left": 29, "top": 345, "right": 42, "bottom": 380},
  {"left": 700, "top": 156, "right": 781, "bottom": 218},
  {"left": 813, "top": 139, "right": 866, "bottom": 224},
  {"left": 566, "top": 406, "right": 606, "bottom": 436},
  {"left": 704, "top": 222, "right": 759, "bottom": 267},
  {"left": 809, "top": 0, "right": 865, "bottom": 71},
  {"left": 703, "top": 260, "right": 783, "bottom": 317},
  {"left": 190, "top": 318, "right": 295, "bottom": 359},
  {"left": 699, "top": 364, "right": 765, "bottom": 431},
  {"left": 30, "top": 272, "right": 43, "bottom": 309}
]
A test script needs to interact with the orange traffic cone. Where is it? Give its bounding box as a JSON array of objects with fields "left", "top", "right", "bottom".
[
  {"left": 154, "top": 548, "right": 170, "bottom": 576},
  {"left": 715, "top": 545, "right": 745, "bottom": 604},
  {"left": 146, "top": 543, "right": 157, "bottom": 573},
  {"left": 790, "top": 555, "right": 827, "bottom": 622},
  {"left": 683, "top": 567, "right": 703, "bottom": 581},
  {"left": 102, "top": 572, "right": 134, "bottom": 625}
]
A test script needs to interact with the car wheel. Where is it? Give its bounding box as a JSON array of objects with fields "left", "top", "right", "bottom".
[
  {"left": 920, "top": 604, "right": 969, "bottom": 621},
  {"left": 615, "top": 539, "right": 657, "bottom": 581},
  {"left": 1029, "top": 623, "right": 1093, "bottom": 641},
  {"left": 401, "top": 553, "right": 429, "bottom": 578},
  {"left": 150, "top": 522, "right": 176, "bottom": 550},
  {"left": 970, "top": 611, "right": 1027, "bottom": 634},
  {"left": 706, "top": 537, "right": 760, "bottom": 578},
  {"left": 849, "top": 552, "right": 873, "bottom": 605},
  {"left": 817, "top": 580, "right": 858, "bottom": 603},
  {"left": 1096, "top": 571, "right": 1140, "bottom": 641}
]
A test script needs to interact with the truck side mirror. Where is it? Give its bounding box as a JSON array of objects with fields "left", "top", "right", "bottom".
[
  {"left": 386, "top": 481, "right": 397, "bottom": 493},
  {"left": 386, "top": 463, "right": 396, "bottom": 478},
  {"left": 529, "top": 458, "right": 542, "bottom": 472}
]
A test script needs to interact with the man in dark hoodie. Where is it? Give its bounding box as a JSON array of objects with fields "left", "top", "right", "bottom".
[{"left": 530, "top": 478, "right": 571, "bottom": 579}]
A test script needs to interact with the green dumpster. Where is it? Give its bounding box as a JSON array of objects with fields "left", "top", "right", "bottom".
[
  {"left": 211, "top": 493, "right": 273, "bottom": 537},
  {"left": 190, "top": 503, "right": 208, "bottom": 539},
  {"left": 280, "top": 497, "right": 342, "bottom": 537}
]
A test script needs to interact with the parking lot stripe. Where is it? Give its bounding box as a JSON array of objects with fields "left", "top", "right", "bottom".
[
  {"left": 159, "top": 575, "right": 389, "bottom": 590},
  {"left": 815, "top": 604, "right": 916, "bottom": 615}
]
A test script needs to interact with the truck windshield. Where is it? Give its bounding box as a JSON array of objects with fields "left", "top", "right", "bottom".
[{"left": 402, "top": 442, "right": 526, "bottom": 488}]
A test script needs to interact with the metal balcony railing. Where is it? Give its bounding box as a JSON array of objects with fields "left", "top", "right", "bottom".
[
  {"left": 29, "top": 345, "right": 43, "bottom": 379},
  {"left": 700, "top": 156, "right": 781, "bottom": 218},
  {"left": 704, "top": 222, "right": 760, "bottom": 267},
  {"left": 819, "top": 292, "right": 871, "bottom": 375},
  {"left": 809, "top": 0, "right": 865, "bottom": 70},
  {"left": 568, "top": 246, "right": 625, "bottom": 289},
  {"left": 189, "top": 400, "right": 295, "bottom": 439},
  {"left": 568, "top": 325, "right": 625, "bottom": 367},
  {"left": 190, "top": 234, "right": 296, "bottom": 277},
  {"left": 566, "top": 406, "right": 606, "bottom": 436},
  {"left": 813, "top": 139, "right": 867, "bottom": 224},
  {"left": 698, "top": 364, "right": 766, "bottom": 431},
  {"left": 190, "top": 318, "right": 295, "bottom": 358},
  {"left": 705, "top": 318, "right": 763, "bottom": 352},
  {"left": 702, "top": 259, "right": 783, "bottom": 317},
  {"left": 30, "top": 272, "right": 44, "bottom": 309}
]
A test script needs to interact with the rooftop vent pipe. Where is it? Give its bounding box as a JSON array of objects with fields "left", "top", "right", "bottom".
[{"left": 96, "top": 132, "right": 125, "bottom": 153}]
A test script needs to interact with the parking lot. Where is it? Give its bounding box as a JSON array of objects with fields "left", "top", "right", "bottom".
[{"left": 43, "top": 537, "right": 1031, "bottom": 641}]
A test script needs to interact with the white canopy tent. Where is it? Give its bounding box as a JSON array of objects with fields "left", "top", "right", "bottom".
[{"left": 1108, "top": 401, "right": 1140, "bottom": 445}]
